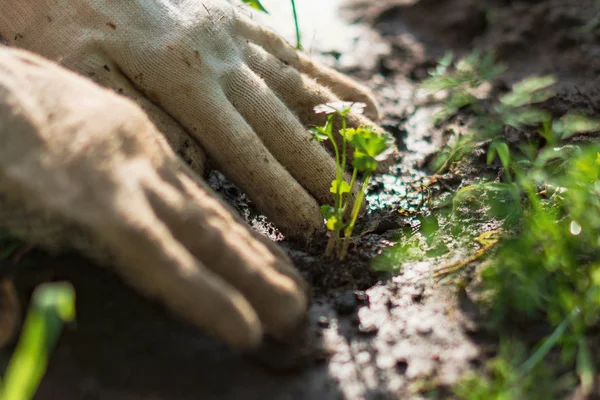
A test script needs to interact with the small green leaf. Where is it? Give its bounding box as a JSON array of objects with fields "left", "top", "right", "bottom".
[
  {"left": 487, "top": 144, "right": 497, "bottom": 165},
  {"left": 554, "top": 113, "right": 599, "bottom": 138},
  {"left": 352, "top": 151, "right": 378, "bottom": 173},
  {"left": 577, "top": 338, "right": 596, "bottom": 396},
  {"left": 348, "top": 127, "right": 395, "bottom": 172},
  {"left": 500, "top": 75, "right": 556, "bottom": 108},
  {"left": 489, "top": 141, "right": 511, "bottom": 172},
  {"left": 308, "top": 127, "right": 330, "bottom": 142},
  {"left": 241, "top": 0, "right": 268, "bottom": 13},
  {"left": 325, "top": 215, "right": 344, "bottom": 231},
  {"left": 330, "top": 180, "right": 351, "bottom": 195},
  {"left": 0, "top": 282, "right": 75, "bottom": 400},
  {"left": 319, "top": 205, "right": 336, "bottom": 218}
]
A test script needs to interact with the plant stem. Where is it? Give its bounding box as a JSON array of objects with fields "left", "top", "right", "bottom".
[
  {"left": 341, "top": 117, "right": 348, "bottom": 177},
  {"left": 515, "top": 306, "right": 580, "bottom": 382},
  {"left": 344, "top": 168, "right": 358, "bottom": 214},
  {"left": 339, "top": 117, "right": 349, "bottom": 212},
  {"left": 327, "top": 115, "right": 343, "bottom": 256},
  {"left": 329, "top": 118, "right": 342, "bottom": 212},
  {"left": 290, "top": 0, "right": 301, "bottom": 49},
  {"left": 340, "top": 173, "right": 372, "bottom": 259},
  {"left": 325, "top": 231, "right": 337, "bottom": 257}
]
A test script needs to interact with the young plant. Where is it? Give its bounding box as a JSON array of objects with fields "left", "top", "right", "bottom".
[
  {"left": 310, "top": 102, "right": 394, "bottom": 259},
  {"left": 421, "top": 51, "right": 558, "bottom": 174}
]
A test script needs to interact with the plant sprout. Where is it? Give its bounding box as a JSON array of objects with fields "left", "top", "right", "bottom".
[{"left": 310, "top": 102, "right": 394, "bottom": 259}]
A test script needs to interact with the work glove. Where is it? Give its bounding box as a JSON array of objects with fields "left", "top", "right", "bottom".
[
  {"left": 0, "top": 47, "right": 308, "bottom": 349},
  {"left": 0, "top": 0, "right": 384, "bottom": 238}
]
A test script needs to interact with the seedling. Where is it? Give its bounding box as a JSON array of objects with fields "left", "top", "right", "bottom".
[{"left": 310, "top": 102, "right": 394, "bottom": 260}]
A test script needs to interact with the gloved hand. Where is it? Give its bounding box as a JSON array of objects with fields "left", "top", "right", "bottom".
[
  {"left": 0, "top": 47, "right": 308, "bottom": 349},
  {"left": 0, "top": 0, "right": 384, "bottom": 238}
]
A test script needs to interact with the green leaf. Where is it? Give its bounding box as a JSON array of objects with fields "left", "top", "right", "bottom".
[
  {"left": 348, "top": 127, "right": 394, "bottom": 172},
  {"left": 0, "top": 282, "right": 75, "bottom": 400},
  {"left": 499, "top": 75, "right": 556, "bottom": 108},
  {"left": 489, "top": 141, "right": 511, "bottom": 172},
  {"left": 241, "top": 0, "right": 268, "bottom": 13},
  {"left": 319, "top": 205, "right": 336, "bottom": 219},
  {"left": 330, "top": 180, "right": 351, "bottom": 195},
  {"left": 325, "top": 215, "right": 344, "bottom": 231},
  {"left": 352, "top": 151, "right": 378, "bottom": 173},
  {"left": 308, "top": 127, "right": 330, "bottom": 142},
  {"left": 577, "top": 337, "right": 596, "bottom": 396},
  {"left": 554, "top": 113, "right": 599, "bottom": 138},
  {"left": 487, "top": 144, "right": 497, "bottom": 166}
]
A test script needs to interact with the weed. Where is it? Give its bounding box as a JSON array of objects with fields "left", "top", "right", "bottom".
[
  {"left": 310, "top": 102, "right": 394, "bottom": 260},
  {"left": 0, "top": 282, "right": 75, "bottom": 400},
  {"left": 454, "top": 339, "right": 575, "bottom": 400},
  {"left": 377, "top": 50, "right": 600, "bottom": 396}
]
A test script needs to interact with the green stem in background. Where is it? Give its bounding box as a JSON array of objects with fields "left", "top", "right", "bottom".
[
  {"left": 290, "top": 0, "right": 301, "bottom": 49},
  {"left": 340, "top": 173, "right": 372, "bottom": 260},
  {"left": 515, "top": 306, "right": 580, "bottom": 382},
  {"left": 0, "top": 282, "right": 75, "bottom": 400}
]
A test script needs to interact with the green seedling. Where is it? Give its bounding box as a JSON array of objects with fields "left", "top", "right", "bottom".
[
  {"left": 310, "top": 102, "right": 394, "bottom": 259},
  {"left": 0, "top": 282, "right": 75, "bottom": 400}
]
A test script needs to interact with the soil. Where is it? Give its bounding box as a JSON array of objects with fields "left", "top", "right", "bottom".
[{"left": 2, "top": 0, "right": 600, "bottom": 398}]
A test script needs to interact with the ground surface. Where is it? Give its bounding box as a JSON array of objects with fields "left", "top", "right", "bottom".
[{"left": 1, "top": 0, "right": 600, "bottom": 398}]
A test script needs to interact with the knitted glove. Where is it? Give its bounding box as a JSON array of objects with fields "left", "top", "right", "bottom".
[
  {"left": 0, "top": 0, "right": 383, "bottom": 237},
  {"left": 0, "top": 47, "right": 308, "bottom": 349}
]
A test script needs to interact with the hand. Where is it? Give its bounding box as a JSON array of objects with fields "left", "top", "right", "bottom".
[
  {"left": 0, "top": 0, "right": 387, "bottom": 238},
  {"left": 0, "top": 47, "right": 308, "bottom": 349}
]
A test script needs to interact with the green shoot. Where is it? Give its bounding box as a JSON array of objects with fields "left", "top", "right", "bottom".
[
  {"left": 0, "top": 282, "right": 75, "bottom": 400},
  {"left": 290, "top": 0, "right": 301, "bottom": 50},
  {"left": 310, "top": 102, "right": 394, "bottom": 259}
]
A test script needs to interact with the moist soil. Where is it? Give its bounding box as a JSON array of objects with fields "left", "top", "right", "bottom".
[{"left": 2, "top": 0, "right": 600, "bottom": 398}]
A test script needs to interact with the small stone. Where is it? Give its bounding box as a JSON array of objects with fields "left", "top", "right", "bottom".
[
  {"left": 334, "top": 291, "right": 357, "bottom": 315},
  {"left": 376, "top": 354, "right": 396, "bottom": 369},
  {"left": 317, "top": 316, "right": 330, "bottom": 327},
  {"left": 355, "top": 351, "right": 371, "bottom": 364},
  {"left": 416, "top": 323, "right": 433, "bottom": 335},
  {"left": 354, "top": 290, "right": 370, "bottom": 305},
  {"left": 411, "top": 284, "right": 425, "bottom": 303},
  {"left": 358, "top": 323, "right": 378, "bottom": 336},
  {"left": 396, "top": 360, "right": 408, "bottom": 374}
]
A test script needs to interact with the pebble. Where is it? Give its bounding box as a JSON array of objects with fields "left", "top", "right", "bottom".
[{"left": 334, "top": 291, "right": 357, "bottom": 315}]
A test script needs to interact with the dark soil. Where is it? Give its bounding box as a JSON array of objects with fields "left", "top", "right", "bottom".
[{"left": 2, "top": 0, "right": 600, "bottom": 398}]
